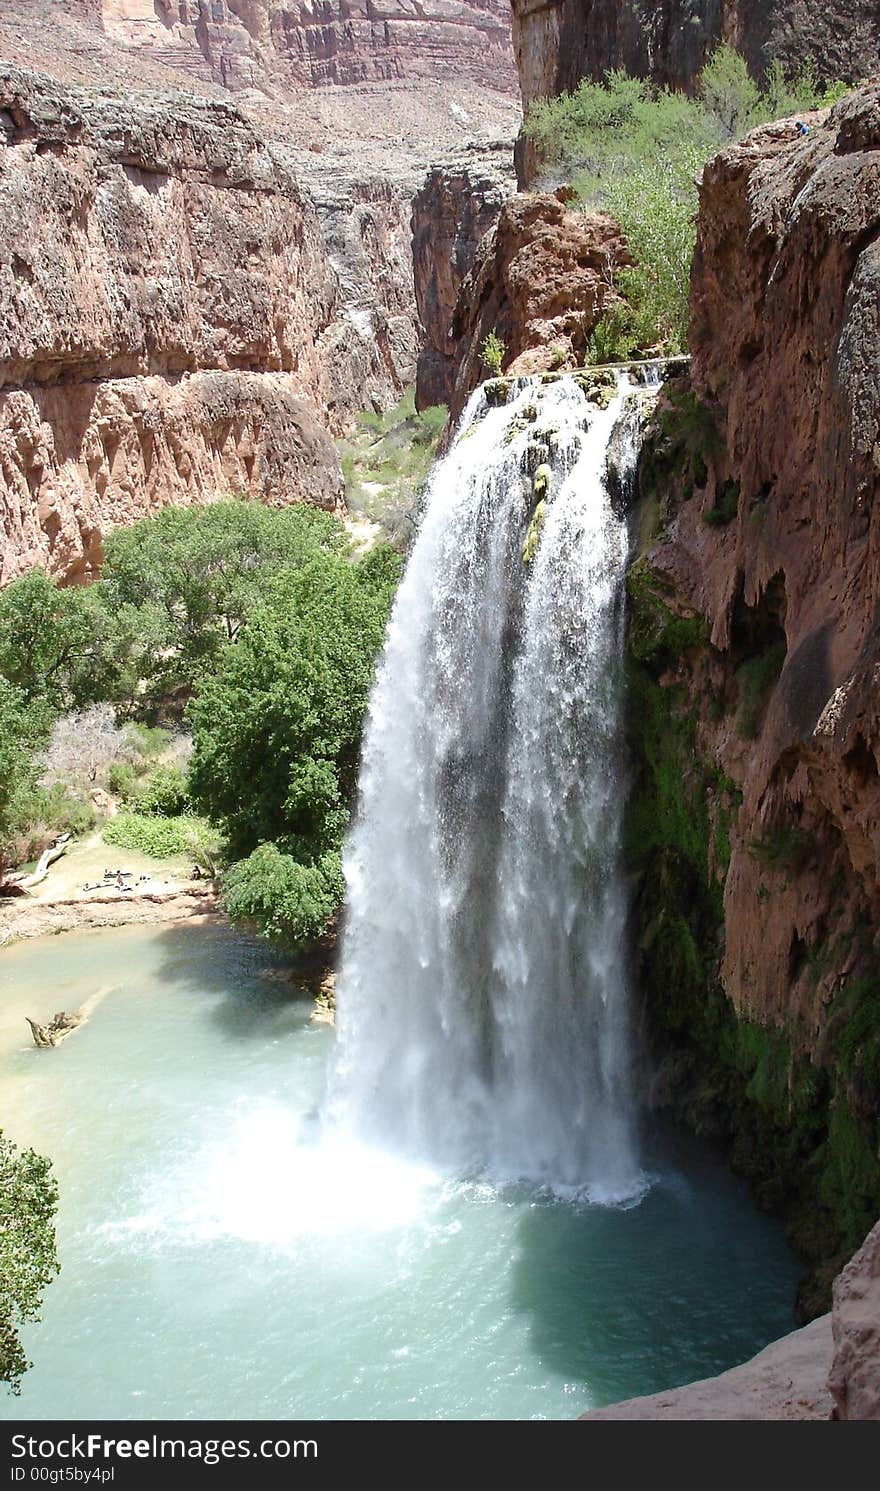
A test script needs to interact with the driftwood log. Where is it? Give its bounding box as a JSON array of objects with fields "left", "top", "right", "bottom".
[
  {"left": 3, "top": 834, "right": 71, "bottom": 896},
  {"left": 26, "top": 1008, "right": 84, "bottom": 1048}
]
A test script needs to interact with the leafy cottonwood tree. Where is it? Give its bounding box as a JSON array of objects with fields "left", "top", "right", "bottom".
[
  {"left": 101, "top": 501, "right": 349, "bottom": 706},
  {"left": 187, "top": 544, "right": 400, "bottom": 947},
  {"left": 0, "top": 571, "right": 116, "bottom": 713}
]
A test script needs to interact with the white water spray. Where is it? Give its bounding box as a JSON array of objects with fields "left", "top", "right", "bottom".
[{"left": 330, "top": 375, "right": 646, "bottom": 1200}]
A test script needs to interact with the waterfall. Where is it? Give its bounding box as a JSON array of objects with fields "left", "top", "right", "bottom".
[{"left": 329, "top": 374, "right": 646, "bottom": 1201}]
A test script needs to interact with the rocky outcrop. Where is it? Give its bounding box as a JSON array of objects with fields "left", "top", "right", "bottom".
[
  {"left": 446, "top": 190, "right": 629, "bottom": 422},
  {"left": 511, "top": 1, "right": 880, "bottom": 184},
  {"left": 581, "top": 1315, "right": 834, "bottom": 1420},
  {"left": 0, "top": 65, "right": 430, "bottom": 582},
  {"left": 100, "top": 0, "right": 518, "bottom": 97},
  {"left": 829, "top": 1218, "right": 880, "bottom": 1419},
  {"left": 627, "top": 87, "right": 880, "bottom": 1306},
  {"left": 412, "top": 157, "right": 513, "bottom": 410}
]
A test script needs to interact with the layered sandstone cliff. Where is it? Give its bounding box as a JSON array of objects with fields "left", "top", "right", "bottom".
[
  {"left": 511, "top": 0, "right": 880, "bottom": 183},
  {"left": 0, "top": 66, "right": 412, "bottom": 583},
  {"left": 100, "top": 0, "right": 518, "bottom": 97},
  {"left": 627, "top": 86, "right": 880, "bottom": 1305}
]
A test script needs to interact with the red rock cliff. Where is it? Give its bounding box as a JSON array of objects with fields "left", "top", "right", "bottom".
[
  {"left": 0, "top": 66, "right": 382, "bottom": 584},
  {"left": 628, "top": 85, "right": 880, "bottom": 1298},
  {"left": 99, "top": 0, "right": 518, "bottom": 96}
]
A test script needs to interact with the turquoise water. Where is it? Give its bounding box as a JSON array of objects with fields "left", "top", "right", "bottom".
[{"left": 0, "top": 922, "right": 801, "bottom": 1420}]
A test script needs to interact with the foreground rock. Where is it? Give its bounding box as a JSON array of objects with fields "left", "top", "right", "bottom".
[
  {"left": 581, "top": 1316, "right": 834, "bottom": 1421},
  {"left": 447, "top": 191, "right": 629, "bottom": 422},
  {"left": 627, "top": 87, "right": 880, "bottom": 1304},
  {"left": 829, "top": 1219, "right": 880, "bottom": 1419}
]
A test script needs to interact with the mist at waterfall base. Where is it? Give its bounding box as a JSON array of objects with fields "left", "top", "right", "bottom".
[{"left": 0, "top": 378, "right": 801, "bottom": 1420}]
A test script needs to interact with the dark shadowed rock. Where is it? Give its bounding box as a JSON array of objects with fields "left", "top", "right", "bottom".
[{"left": 412, "top": 159, "right": 513, "bottom": 411}]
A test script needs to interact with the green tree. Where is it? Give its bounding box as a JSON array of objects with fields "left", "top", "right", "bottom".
[
  {"left": 0, "top": 571, "right": 116, "bottom": 713},
  {"left": 187, "top": 544, "right": 400, "bottom": 947},
  {"left": 0, "top": 680, "right": 51, "bottom": 883},
  {"left": 101, "top": 501, "right": 348, "bottom": 707},
  {"left": 0, "top": 1131, "right": 60, "bottom": 1393}
]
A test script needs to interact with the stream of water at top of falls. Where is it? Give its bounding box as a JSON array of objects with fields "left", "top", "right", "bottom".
[{"left": 328, "top": 373, "right": 646, "bottom": 1199}]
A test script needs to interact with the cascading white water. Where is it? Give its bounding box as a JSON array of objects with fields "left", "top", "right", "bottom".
[{"left": 329, "top": 374, "right": 645, "bottom": 1200}]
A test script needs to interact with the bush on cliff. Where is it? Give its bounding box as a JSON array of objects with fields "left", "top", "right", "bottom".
[{"left": 525, "top": 46, "right": 845, "bottom": 354}]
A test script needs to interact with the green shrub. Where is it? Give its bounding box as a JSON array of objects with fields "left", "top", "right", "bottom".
[
  {"left": 133, "top": 766, "right": 189, "bottom": 818},
  {"left": 587, "top": 302, "right": 639, "bottom": 365},
  {"left": 11, "top": 782, "right": 97, "bottom": 842},
  {"left": 222, "top": 844, "right": 344, "bottom": 947},
  {"left": 524, "top": 47, "right": 846, "bottom": 353},
  {"left": 480, "top": 329, "right": 506, "bottom": 377},
  {"left": 102, "top": 812, "right": 207, "bottom": 859},
  {"left": 105, "top": 761, "right": 139, "bottom": 800},
  {"left": 704, "top": 480, "right": 741, "bottom": 527},
  {"left": 125, "top": 724, "right": 171, "bottom": 759}
]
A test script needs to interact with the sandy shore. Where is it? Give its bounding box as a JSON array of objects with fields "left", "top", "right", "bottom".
[
  {"left": 1, "top": 831, "right": 224, "bottom": 944},
  {"left": 1, "top": 885, "right": 224, "bottom": 944}
]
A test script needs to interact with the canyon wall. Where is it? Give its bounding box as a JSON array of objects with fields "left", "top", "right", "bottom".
[
  {"left": 411, "top": 158, "right": 513, "bottom": 410},
  {"left": 0, "top": 66, "right": 417, "bottom": 584},
  {"left": 511, "top": 1, "right": 880, "bottom": 183},
  {"left": 625, "top": 86, "right": 880, "bottom": 1310},
  {"left": 100, "top": 0, "right": 518, "bottom": 96}
]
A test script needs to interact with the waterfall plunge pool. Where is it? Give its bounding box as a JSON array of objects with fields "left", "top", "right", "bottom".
[{"left": 1, "top": 922, "right": 800, "bottom": 1421}]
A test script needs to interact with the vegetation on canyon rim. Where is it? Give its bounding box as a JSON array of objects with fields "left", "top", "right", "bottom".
[
  {"left": 0, "top": 502, "right": 401, "bottom": 950},
  {"left": 525, "top": 45, "right": 846, "bottom": 354}
]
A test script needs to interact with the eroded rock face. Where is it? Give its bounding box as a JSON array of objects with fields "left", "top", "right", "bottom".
[
  {"left": 511, "top": 0, "right": 880, "bottom": 184},
  {"left": 0, "top": 65, "right": 426, "bottom": 581},
  {"left": 412, "top": 157, "right": 513, "bottom": 410},
  {"left": 101, "top": 0, "right": 518, "bottom": 97},
  {"left": 445, "top": 190, "right": 628, "bottom": 423},
  {"left": 829, "top": 1218, "right": 880, "bottom": 1419},
  {"left": 681, "top": 92, "right": 880, "bottom": 1030},
  {"left": 628, "top": 86, "right": 880, "bottom": 1295}
]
